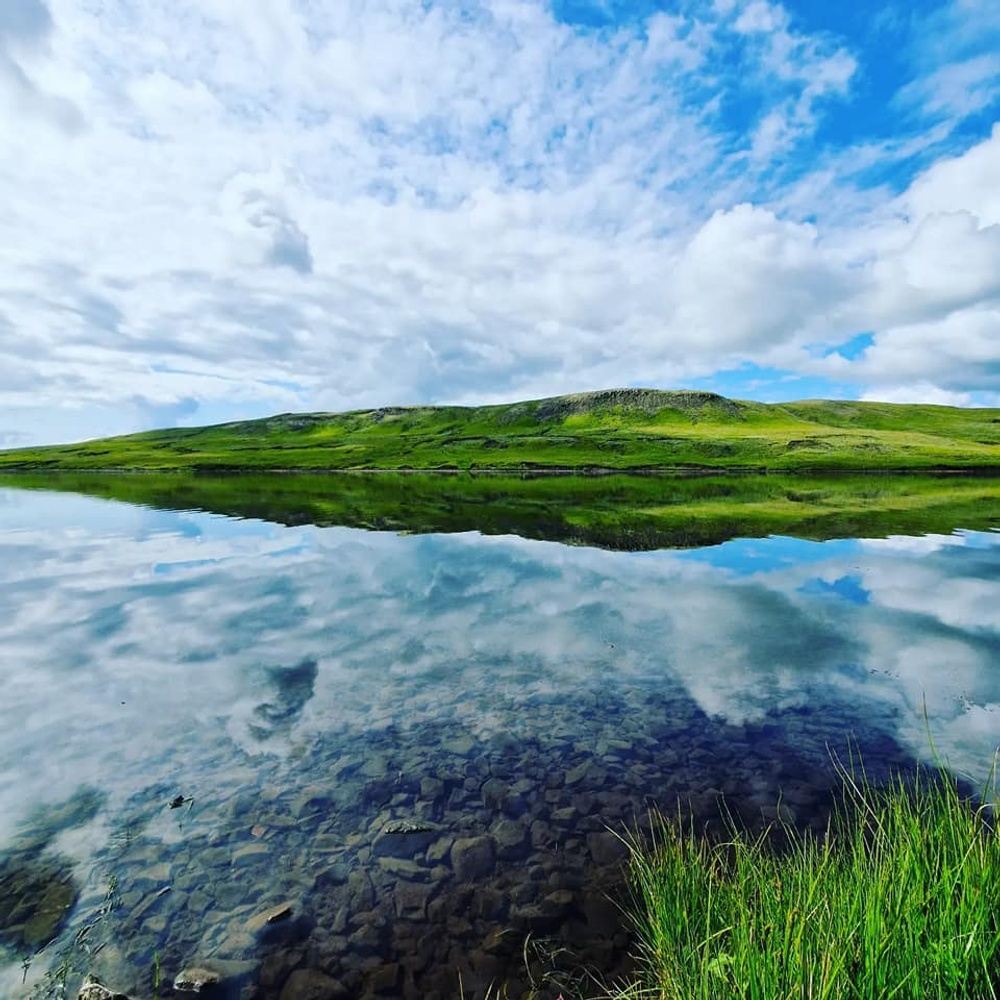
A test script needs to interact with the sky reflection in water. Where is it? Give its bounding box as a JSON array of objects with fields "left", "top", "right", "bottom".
[
  {"left": 1, "top": 489, "right": 998, "bottom": 839},
  {"left": 0, "top": 487, "right": 997, "bottom": 994}
]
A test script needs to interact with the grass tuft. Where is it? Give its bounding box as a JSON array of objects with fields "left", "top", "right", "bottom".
[{"left": 613, "top": 764, "right": 1000, "bottom": 1000}]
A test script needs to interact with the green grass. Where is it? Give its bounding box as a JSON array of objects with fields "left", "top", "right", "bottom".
[
  {"left": 614, "top": 766, "right": 1000, "bottom": 1000},
  {"left": 1, "top": 471, "right": 997, "bottom": 550},
  {"left": 0, "top": 389, "right": 997, "bottom": 473}
]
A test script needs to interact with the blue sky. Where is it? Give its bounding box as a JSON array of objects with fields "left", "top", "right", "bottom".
[{"left": 0, "top": 0, "right": 997, "bottom": 444}]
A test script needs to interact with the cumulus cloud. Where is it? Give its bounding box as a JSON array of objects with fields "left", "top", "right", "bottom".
[
  {"left": 0, "top": 0, "right": 996, "bottom": 443},
  {"left": 668, "top": 204, "right": 855, "bottom": 352}
]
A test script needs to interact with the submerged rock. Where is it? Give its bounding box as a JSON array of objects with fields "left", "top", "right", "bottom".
[
  {"left": 77, "top": 977, "right": 133, "bottom": 1000},
  {"left": 0, "top": 851, "right": 77, "bottom": 950},
  {"left": 587, "top": 830, "right": 628, "bottom": 866},
  {"left": 371, "top": 821, "right": 438, "bottom": 859},
  {"left": 173, "top": 965, "right": 222, "bottom": 992},
  {"left": 451, "top": 836, "right": 496, "bottom": 880},
  {"left": 279, "top": 967, "right": 350, "bottom": 999},
  {"left": 246, "top": 901, "right": 295, "bottom": 933}
]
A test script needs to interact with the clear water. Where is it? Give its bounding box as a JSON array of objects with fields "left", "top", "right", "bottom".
[{"left": 0, "top": 487, "right": 997, "bottom": 999}]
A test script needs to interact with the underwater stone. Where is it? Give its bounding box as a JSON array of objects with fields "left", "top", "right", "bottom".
[
  {"left": 425, "top": 836, "right": 453, "bottom": 864},
  {"left": 376, "top": 856, "right": 427, "bottom": 881},
  {"left": 246, "top": 901, "right": 294, "bottom": 933},
  {"left": 0, "top": 852, "right": 77, "bottom": 951},
  {"left": 77, "top": 977, "right": 133, "bottom": 1000},
  {"left": 587, "top": 831, "right": 628, "bottom": 866},
  {"left": 419, "top": 777, "right": 445, "bottom": 800},
  {"left": 371, "top": 823, "right": 437, "bottom": 859},
  {"left": 451, "top": 836, "right": 496, "bottom": 880},
  {"left": 492, "top": 819, "right": 528, "bottom": 859},
  {"left": 173, "top": 965, "right": 222, "bottom": 992},
  {"left": 368, "top": 961, "right": 401, "bottom": 994},
  {"left": 279, "top": 968, "right": 350, "bottom": 999}
]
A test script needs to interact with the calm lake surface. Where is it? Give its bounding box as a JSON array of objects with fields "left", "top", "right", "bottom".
[{"left": 0, "top": 484, "right": 998, "bottom": 999}]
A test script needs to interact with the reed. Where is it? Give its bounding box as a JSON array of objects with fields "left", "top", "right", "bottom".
[{"left": 613, "top": 762, "right": 1000, "bottom": 1000}]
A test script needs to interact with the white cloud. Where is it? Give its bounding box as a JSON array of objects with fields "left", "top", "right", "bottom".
[
  {"left": 905, "top": 122, "right": 1000, "bottom": 224},
  {"left": 723, "top": 0, "right": 857, "bottom": 160},
  {"left": 667, "top": 204, "right": 854, "bottom": 352},
  {"left": 861, "top": 383, "right": 975, "bottom": 407},
  {"left": 898, "top": 53, "right": 1000, "bottom": 121},
  {"left": 870, "top": 211, "right": 1000, "bottom": 322}
]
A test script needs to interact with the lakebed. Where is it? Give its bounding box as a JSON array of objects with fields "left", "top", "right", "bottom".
[{"left": 0, "top": 475, "right": 997, "bottom": 999}]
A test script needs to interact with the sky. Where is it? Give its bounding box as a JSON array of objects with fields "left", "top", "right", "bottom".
[{"left": 0, "top": 0, "right": 998, "bottom": 445}]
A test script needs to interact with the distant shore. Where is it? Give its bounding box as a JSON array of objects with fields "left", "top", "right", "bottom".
[{"left": 1, "top": 389, "right": 998, "bottom": 475}]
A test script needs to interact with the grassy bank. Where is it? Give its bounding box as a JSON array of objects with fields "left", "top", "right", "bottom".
[
  {"left": 614, "top": 767, "right": 1000, "bottom": 1000},
  {"left": 0, "top": 389, "right": 998, "bottom": 473},
  {"left": 1, "top": 470, "right": 997, "bottom": 549}
]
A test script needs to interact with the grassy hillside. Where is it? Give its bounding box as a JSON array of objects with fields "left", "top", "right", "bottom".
[
  {"left": 2, "top": 471, "right": 996, "bottom": 550},
  {"left": 0, "top": 389, "right": 997, "bottom": 472}
]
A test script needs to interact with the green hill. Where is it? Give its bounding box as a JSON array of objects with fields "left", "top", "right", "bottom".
[{"left": 0, "top": 389, "right": 997, "bottom": 472}]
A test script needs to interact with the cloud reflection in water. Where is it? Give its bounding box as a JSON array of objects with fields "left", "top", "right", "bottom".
[{"left": 0, "top": 489, "right": 997, "bottom": 873}]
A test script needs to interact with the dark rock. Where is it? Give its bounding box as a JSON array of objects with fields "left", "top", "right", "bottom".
[
  {"left": 0, "top": 852, "right": 77, "bottom": 950},
  {"left": 377, "top": 856, "right": 427, "bottom": 880},
  {"left": 472, "top": 887, "right": 507, "bottom": 921},
  {"left": 420, "top": 777, "right": 445, "bottom": 801},
  {"left": 510, "top": 902, "right": 562, "bottom": 934},
  {"left": 346, "top": 871, "right": 375, "bottom": 911},
  {"left": 581, "top": 895, "right": 620, "bottom": 936},
  {"left": 492, "top": 819, "right": 528, "bottom": 859},
  {"left": 395, "top": 882, "right": 434, "bottom": 920},
  {"left": 368, "top": 962, "right": 401, "bottom": 994},
  {"left": 426, "top": 836, "right": 453, "bottom": 864},
  {"left": 587, "top": 831, "right": 628, "bottom": 866},
  {"left": 479, "top": 778, "right": 509, "bottom": 809},
  {"left": 542, "top": 889, "right": 575, "bottom": 916},
  {"left": 348, "top": 921, "right": 382, "bottom": 953},
  {"left": 279, "top": 968, "right": 349, "bottom": 1000},
  {"left": 530, "top": 820, "right": 556, "bottom": 849},
  {"left": 510, "top": 882, "right": 537, "bottom": 905},
  {"left": 259, "top": 950, "right": 302, "bottom": 989},
  {"left": 446, "top": 915, "right": 473, "bottom": 937},
  {"left": 451, "top": 836, "right": 496, "bottom": 881}
]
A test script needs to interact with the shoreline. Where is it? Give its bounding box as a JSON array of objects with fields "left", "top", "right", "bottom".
[{"left": 2, "top": 464, "right": 999, "bottom": 477}]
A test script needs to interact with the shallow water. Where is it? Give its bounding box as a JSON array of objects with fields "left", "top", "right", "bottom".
[{"left": 0, "top": 486, "right": 998, "bottom": 999}]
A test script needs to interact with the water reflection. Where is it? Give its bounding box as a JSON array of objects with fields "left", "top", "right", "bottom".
[{"left": 0, "top": 488, "right": 997, "bottom": 998}]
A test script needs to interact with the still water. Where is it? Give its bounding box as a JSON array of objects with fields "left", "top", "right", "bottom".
[{"left": 0, "top": 486, "right": 998, "bottom": 999}]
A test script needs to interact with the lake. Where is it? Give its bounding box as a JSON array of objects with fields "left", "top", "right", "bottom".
[{"left": 0, "top": 479, "right": 998, "bottom": 1000}]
